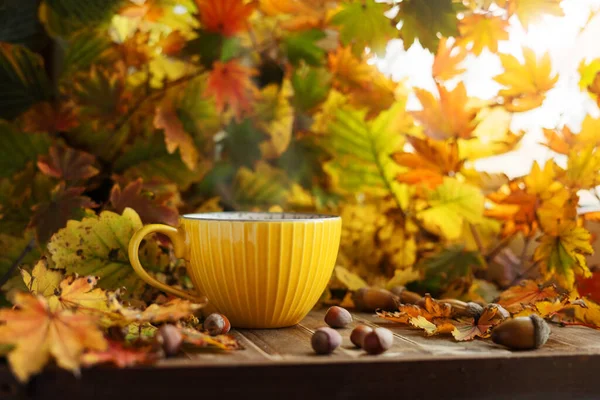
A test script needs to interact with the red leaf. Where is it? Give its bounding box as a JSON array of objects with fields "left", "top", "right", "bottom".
[
  {"left": 37, "top": 143, "right": 99, "bottom": 182},
  {"left": 21, "top": 102, "right": 79, "bottom": 133},
  {"left": 205, "top": 60, "right": 257, "bottom": 120},
  {"left": 110, "top": 178, "right": 179, "bottom": 226},
  {"left": 577, "top": 272, "right": 600, "bottom": 304},
  {"left": 195, "top": 0, "right": 256, "bottom": 36}
]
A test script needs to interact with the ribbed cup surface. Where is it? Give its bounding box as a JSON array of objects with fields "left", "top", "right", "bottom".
[{"left": 180, "top": 217, "right": 341, "bottom": 328}]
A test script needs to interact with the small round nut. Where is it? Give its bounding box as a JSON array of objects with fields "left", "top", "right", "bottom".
[
  {"left": 157, "top": 324, "right": 183, "bottom": 357},
  {"left": 311, "top": 327, "right": 342, "bottom": 355},
  {"left": 350, "top": 325, "right": 373, "bottom": 348},
  {"left": 363, "top": 327, "right": 394, "bottom": 355},
  {"left": 325, "top": 306, "right": 353, "bottom": 328},
  {"left": 491, "top": 314, "right": 551, "bottom": 350},
  {"left": 204, "top": 313, "right": 231, "bottom": 336}
]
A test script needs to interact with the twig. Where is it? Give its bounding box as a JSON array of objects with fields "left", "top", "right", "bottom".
[
  {"left": 469, "top": 224, "right": 485, "bottom": 253},
  {"left": 0, "top": 238, "right": 35, "bottom": 287}
]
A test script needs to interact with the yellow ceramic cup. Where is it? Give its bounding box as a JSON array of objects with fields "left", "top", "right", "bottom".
[{"left": 128, "top": 212, "right": 341, "bottom": 328}]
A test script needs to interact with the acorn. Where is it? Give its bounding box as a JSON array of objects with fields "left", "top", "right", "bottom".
[
  {"left": 325, "top": 306, "right": 353, "bottom": 328},
  {"left": 352, "top": 287, "right": 399, "bottom": 311},
  {"left": 389, "top": 286, "right": 422, "bottom": 305},
  {"left": 491, "top": 314, "right": 551, "bottom": 350},
  {"left": 311, "top": 327, "right": 342, "bottom": 355},
  {"left": 204, "top": 313, "right": 231, "bottom": 336},
  {"left": 350, "top": 325, "right": 374, "bottom": 348},
  {"left": 441, "top": 299, "right": 484, "bottom": 318}
]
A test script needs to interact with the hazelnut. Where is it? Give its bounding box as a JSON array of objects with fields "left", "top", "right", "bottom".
[
  {"left": 389, "top": 286, "right": 422, "bottom": 304},
  {"left": 156, "top": 324, "right": 183, "bottom": 357},
  {"left": 352, "top": 287, "right": 399, "bottom": 311},
  {"left": 204, "top": 313, "right": 231, "bottom": 336},
  {"left": 363, "top": 327, "right": 394, "bottom": 355},
  {"left": 350, "top": 325, "right": 373, "bottom": 348},
  {"left": 491, "top": 314, "right": 551, "bottom": 350},
  {"left": 311, "top": 327, "right": 342, "bottom": 355},
  {"left": 325, "top": 306, "right": 353, "bottom": 328}
]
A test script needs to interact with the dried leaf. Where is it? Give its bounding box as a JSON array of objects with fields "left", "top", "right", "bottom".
[
  {"left": 195, "top": 0, "right": 256, "bottom": 36},
  {"left": 378, "top": 294, "right": 452, "bottom": 324},
  {"left": 110, "top": 297, "right": 205, "bottom": 324},
  {"left": 496, "top": 280, "right": 559, "bottom": 313},
  {"left": 451, "top": 304, "right": 508, "bottom": 341},
  {"left": 21, "top": 258, "right": 63, "bottom": 298}
]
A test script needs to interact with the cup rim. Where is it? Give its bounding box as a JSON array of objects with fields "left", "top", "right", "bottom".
[{"left": 181, "top": 211, "right": 340, "bottom": 222}]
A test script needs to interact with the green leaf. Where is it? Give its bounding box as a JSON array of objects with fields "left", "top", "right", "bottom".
[
  {"left": 0, "top": 44, "right": 52, "bottom": 119},
  {"left": 223, "top": 119, "right": 264, "bottom": 168},
  {"left": 291, "top": 65, "right": 331, "bottom": 111},
  {"left": 282, "top": 29, "right": 326, "bottom": 66},
  {"left": 47, "top": 208, "right": 170, "bottom": 296},
  {"left": 177, "top": 75, "right": 220, "bottom": 151},
  {"left": 60, "top": 30, "right": 112, "bottom": 76},
  {"left": 323, "top": 102, "right": 407, "bottom": 204},
  {"left": 398, "top": 0, "right": 461, "bottom": 52},
  {"left": 114, "top": 133, "right": 203, "bottom": 189},
  {"left": 234, "top": 163, "right": 289, "bottom": 209},
  {"left": 278, "top": 136, "right": 326, "bottom": 187},
  {"left": 418, "top": 177, "right": 484, "bottom": 240},
  {"left": 408, "top": 245, "right": 485, "bottom": 297},
  {"left": 330, "top": 0, "right": 396, "bottom": 56},
  {"left": 184, "top": 30, "right": 242, "bottom": 69},
  {"left": 41, "top": 0, "right": 125, "bottom": 35},
  {"left": 0, "top": 121, "right": 51, "bottom": 178}
]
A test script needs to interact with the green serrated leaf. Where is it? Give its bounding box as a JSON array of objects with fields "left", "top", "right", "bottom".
[
  {"left": 282, "top": 29, "right": 326, "bottom": 66},
  {"left": 291, "top": 65, "right": 331, "bottom": 111},
  {"left": 47, "top": 208, "right": 169, "bottom": 296},
  {"left": 399, "top": 0, "right": 461, "bottom": 52},
  {"left": 60, "top": 30, "right": 112, "bottom": 76},
  {"left": 330, "top": 0, "right": 396, "bottom": 56},
  {"left": 0, "top": 121, "right": 51, "bottom": 178},
  {"left": 42, "top": 0, "right": 125, "bottom": 35},
  {"left": 0, "top": 43, "right": 52, "bottom": 119}
]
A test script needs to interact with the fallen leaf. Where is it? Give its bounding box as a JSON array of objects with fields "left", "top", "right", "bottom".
[
  {"left": 0, "top": 293, "right": 107, "bottom": 382},
  {"left": 205, "top": 60, "right": 257, "bottom": 120},
  {"left": 496, "top": 280, "right": 559, "bottom": 313},
  {"left": 110, "top": 297, "right": 206, "bottom": 324},
  {"left": 452, "top": 303, "right": 509, "bottom": 341},
  {"left": 494, "top": 48, "right": 558, "bottom": 112},
  {"left": 21, "top": 258, "right": 63, "bottom": 298},
  {"left": 378, "top": 294, "right": 452, "bottom": 324},
  {"left": 180, "top": 326, "right": 241, "bottom": 350},
  {"left": 409, "top": 315, "right": 456, "bottom": 336}
]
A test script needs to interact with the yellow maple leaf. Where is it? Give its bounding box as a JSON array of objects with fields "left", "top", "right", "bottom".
[
  {"left": 494, "top": 47, "right": 558, "bottom": 112},
  {"left": 507, "top": 0, "right": 564, "bottom": 30},
  {"left": 565, "top": 146, "right": 600, "bottom": 190},
  {"left": 412, "top": 82, "right": 478, "bottom": 140},
  {"left": 0, "top": 293, "right": 107, "bottom": 382},
  {"left": 256, "top": 81, "right": 294, "bottom": 159},
  {"left": 432, "top": 37, "right": 467, "bottom": 82},
  {"left": 457, "top": 14, "right": 509, "bottom": 55},
  {"left": 409, "top": 315, "right": 456, "bottom": 336},
  {"left": 534, "top": 221, "right": 593, "bottom": 289},
  {"left": 21, "top": 259, "right": 62, "bottom": 298},
  {"left": 259, "top": 0, "right": 331, "bottom": 31},
  {"left": 153, "top": 101, "right": 200, "bottom": 170},
  {"left": 524, "top": 160, "right": 561, "bottom": 196}
]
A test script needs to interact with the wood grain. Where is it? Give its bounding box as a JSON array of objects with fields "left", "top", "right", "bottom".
[{"left": 3, "top": 308, "right": 600, "bottom": 399}]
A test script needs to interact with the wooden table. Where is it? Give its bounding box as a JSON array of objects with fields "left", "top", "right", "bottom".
[{"left": 2, "top": 308, "right": 600, "bottom": 399}]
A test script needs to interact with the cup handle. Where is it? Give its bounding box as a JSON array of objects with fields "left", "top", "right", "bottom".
[{"left": 128, "top": 224, "right": 207, "bottom": 304}]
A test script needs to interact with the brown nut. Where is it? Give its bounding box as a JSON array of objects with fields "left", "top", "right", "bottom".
[
  {"left": 352, "top": 287, "right": 399, "bottom": 311},
  {"left": 491, "top": 314, "right": 551, "bottom": 350},
  {"left": 325, "top": 306, "right": 353, "bottom": 328},
  {"left": 350, "top": 325, "right": 373, "bottom": 348},
  {"left": 311, "top": 327, "right": 342, "bottom": 355},
  {"left": 441, "top": 299, "right": 484, "bottom": 318},
  {"left": 389, "top": 286, "right": 422, "bottom": 305},
  {"left": 204, "top": 313, "right": 231, "bottom": 336},
  {"left": 157, "top": 324, "right": 183, "bottom": 357},
  {"left": 363, "top": 327, "right": 394, "bottom": 355}
]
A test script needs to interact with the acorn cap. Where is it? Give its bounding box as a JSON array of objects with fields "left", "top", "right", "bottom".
[{"left": 530, "top": 314, "right": 551, "bottom": 349}]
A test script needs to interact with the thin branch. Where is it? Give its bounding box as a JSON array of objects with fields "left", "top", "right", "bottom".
[{"left": 0, "top": 238, "right": 35, "bottom": 287}]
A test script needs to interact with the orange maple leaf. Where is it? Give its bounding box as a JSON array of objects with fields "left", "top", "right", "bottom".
[
  {"left": 412, "top": 82, "right": 478, "bottom": 140},
  {"left": 378, "top": 294, "right": 452, "bottom": 323},
  {"left": 452, "top": 304, "right": 509, "bottom": 341},
  {"left": 195, "top": 0, "right": 256, "bottom": 36},
  {"left": 486, "top": 181, "right": 538, "bottom": 236},
  {"left": 205, "top": 60, "right": 258, "bottom": 120},
  {"left": 159, "top": 31, "right": 187, "bottom": 57},
  {"left": 0, "top": 293, "right": 107, "bottom": 382},
  {"left": 432, "top": 37, "right": 467, "bottom": 82},
  {"left": 259, "top": 0, "right": 330, "bottom": 30},
  {"left": 496, "top": 280, "right": 559, "bottom": 313},
  {"left": 153, "top": 101, "right": 200, "bottom": 170},
  {"left": 457, "top": 14, "right": 509, "bottom": 56}
]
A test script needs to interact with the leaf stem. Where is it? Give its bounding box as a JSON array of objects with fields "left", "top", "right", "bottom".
[{"left": 0, "top": 238, "right": 35, "bottom": 287}]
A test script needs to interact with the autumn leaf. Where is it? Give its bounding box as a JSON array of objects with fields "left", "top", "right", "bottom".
[
  {"left": 110, "top": 297, "right": 206, "bottom": 324},
  {"left": 378, "top": 294, "right": 452, "bottom": 324},
  {"left": 37, "top": 143, "right": 99, "bottom": 182},
  {"left": 47, "top": 208, "right": 170, "bottom": 296},
  {"left": 282, "top": 29, "right": 326, "bottom": 66},
  {"left": 333, "top": 266, "right": 368, "bottom": 291},
  {"left": 564, "top": 146, "right": 600, "bottom": 190},
  {"left": 0, "top": 293, "right": 107, "bottom": 382},
  {"left": 82, "top": 341, "right": 157, "bottom": 368},
  {"left": 418, "top": 178, "right": 484, "bottom": 240},
  {"left": 255, "top": 82, "right": 294, "bottom": 159},
  {"left": 160, "top": 31, "right": 187, "bottom": 57},
  {"left": 409, "top": 315, "right": 456, "bottom": 336},
  {"left": 195, "top": 0, "right": 256, "bottom": 36},
  {"left": 412, "top": 82, "right": 478, "bottom": 140},
  {"left": 432, "top": 38, "right": 467, "bottom": 82},
  {"left": 330, "top": 0, "right": 396, "bottom": 56},
  {"left": 494, "top": 48, "right": 558, "bottom": 112},
  {"left": 398, "top": 0, "right": 461, "bottom": 52},
  {"left": 180, "top": 326, "right": 241, "bottom": 350},
  {"left": 543, "top": 117, "right": 600, "bottom": 155},
  {"left": 205, "top": 60, "right": 257, "bottom": 120},
  {"left": 20, "top": 102, "right": 79, "bottom": 133},
  {"left": 457, "top": 14, "right": 509, "bottom": 55},
  {"left": 29, "top": 184, "right": 96, "bottom": 244},
  {"left": 154, "top": 101, "right": 200, "bottom": 171},
  {"left": 524, "top": 160, "right": 561, "bottom": 196},
  {"left": 21, "top": 258, "right": 63, "bottom": 298},
  {"left": 259, "top": 0, "right": 329, "bottom": 31},
  {"left": 0, "top": 121, "right": 51, "bottom": 179},
  {"left": 507, "top": 0, "right": 564, "bottom": 30},
  {"left": 233, "top": 162, "right": 289, "bottom": 208},
  {"left": 534, "top": 221, "right": 593, "bottom": 289},
  {"left": 513, "top": 298, "right": 571, "bottom": 318},
  {"left": 496, "top": 280, "right": 559, "bottom": 313},
  {"left": 576, "top": 272, "right": 600, "bottom": 304},
  {"left": 486, "top": 182, "right": 538, "bottom": 236},
  {"left": 452, "top": 303, "right": 509, "bottom": 341},
  {"left": 110, "top": 178, "right": 179, "bottom": 226}
]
